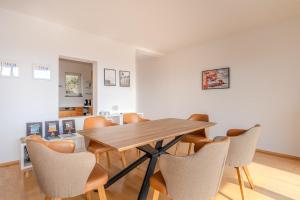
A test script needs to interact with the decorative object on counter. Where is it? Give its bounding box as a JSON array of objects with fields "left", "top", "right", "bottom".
[
  {"left": 32, "top": 63, "right": 51, "bottom": 80},
  {"left": 26, "top": 122, "right": 43, "bottom": 136},
  {"left": 0, "top": 60, "right": 19, "bottom": 77},
  {"left": 45, "top": 120, "right": 60, "bottom": 139},
  {"left": 65, "top": 72, "right": 83, "bottom": 97},
  {"left": 62, "top": 119, "right": 76, "bottom": 134},
  {"left": 119, "top": 70, "right": 130, "bottom": 87},
  {"left": 104, "top": 68, "right": 116, "bottom": 86},
  {"left": 84, "top": 99, "right": 92, "bottom": 106},
  {"left": 202, "top": 67, "right": 230, "bottom": 90}
]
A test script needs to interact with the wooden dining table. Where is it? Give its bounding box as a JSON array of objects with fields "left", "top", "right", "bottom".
[{"left": 79, "top": 118, "right": 215, "bottom": 200}]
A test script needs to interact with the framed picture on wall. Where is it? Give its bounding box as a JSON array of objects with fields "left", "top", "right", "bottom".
[
  {"left": 119, "top": 70, "right": 130, "bottom": 87},
  {"left": 104, "top": 68, "right": 116, "bottom": 86},
  {"left": 65, "top": 72, "right": 83, "bottom": 97},
  {"left": 62, "top": 119, "right": 76, "bottom": 134},
  {"left": 26, "top": 122, "right": 43, "bottom": 136},
  {"left": 45, "top": 121, "right": 60, "bottom": 139},
  {"left": 202, "top": 67, "right": 230, "bottom": 90}
]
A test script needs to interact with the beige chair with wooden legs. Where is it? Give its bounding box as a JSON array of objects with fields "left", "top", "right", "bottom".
[
  {"left": 84, "top": 116, "right": 127, "bottom": 168},
  {"left": 123, "top": 113, "right": 151, "bottom": 157},
  {"left": 150, "top": 136, "right": 230, "bottom": 200},
  {"left": 225, "top": 124, "right": 261, "bottom": 200},
  {"left": 26, "top": 136, "right": 108, "bottom": 200},
  {"left": 175, "top": 114, "right": 210, "bottom": 155}
]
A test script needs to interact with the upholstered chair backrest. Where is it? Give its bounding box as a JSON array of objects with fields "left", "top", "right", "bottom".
[
  {"left": 83, "top": 116, "right": 111, "bottom": 130},
  {"left": 26, "top": 139, "right": 95, "bottom": 198},
  {"left": 159, "top": 136, "right": 230, "bottom": 200},
  {"left": 123, "top": 113, "right": 142, "bottom": 124},
  {"left": 226, "top": 125, "right": 261, "bottom": 167},
  {"left": 187, "top": 114, "right": 209, "bottom": 136}
]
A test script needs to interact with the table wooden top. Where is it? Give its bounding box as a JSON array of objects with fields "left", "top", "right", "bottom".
[{"left": 79, "top": 118, "right": 216, "bottom": 151}]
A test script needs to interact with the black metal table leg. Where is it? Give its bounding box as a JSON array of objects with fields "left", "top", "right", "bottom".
[{"left": 137, "top": 141, "right": 163, "bottom": 200}]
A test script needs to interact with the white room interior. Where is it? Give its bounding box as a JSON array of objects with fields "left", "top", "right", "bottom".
[{"left": 0, "top": 1, "right": 299, "bottom": 200}]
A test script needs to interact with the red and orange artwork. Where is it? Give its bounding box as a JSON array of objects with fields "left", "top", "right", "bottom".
[{"left": 202, "top": 68, "right": 230, "bottom": 90}]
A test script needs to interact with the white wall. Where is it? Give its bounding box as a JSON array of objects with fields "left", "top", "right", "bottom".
[
  {"left": 59, "top": 59, "right": 93, "bottom": 108},
  {"left": 0, "top": 8, "right": 136, "bottom": 163},
  {"left": 137, "top": 18, "right": 300, "bottom": 157}
]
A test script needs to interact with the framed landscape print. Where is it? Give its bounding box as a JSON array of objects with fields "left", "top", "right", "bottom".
[
  {"left": 26, "top": 122, "right": 42, "bottom": 136},
  {"left": 62, "top": 119, "right": 76, "bottom": 134},
  {"left": 65, "top": 72, "right": 82, "bottom": 97},
  {"left": 45, "top": 121, "right": 59, "bottom": 139},
  {"left": 104, "top": 68, "right": 116, "bottom": 86},
  {"left": 202, "top": 68, "right": 230, "bottom": 90},
  {"left": 119, "top": 70, "right": 130, "bottom": 87}
]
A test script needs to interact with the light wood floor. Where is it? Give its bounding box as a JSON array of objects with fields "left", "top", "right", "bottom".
[{"left": 0, "top": 143, "right": 299, "bottom": 200}]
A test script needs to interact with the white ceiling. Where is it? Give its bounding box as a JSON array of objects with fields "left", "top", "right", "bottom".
[{"left": 1, "top": 0, "right": 300, "bottom": 54}]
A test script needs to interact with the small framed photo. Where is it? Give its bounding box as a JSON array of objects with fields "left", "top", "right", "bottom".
[
  {"left": 119, "top": 71, "right": 130, "bottom": 87},
  {"left": 104, "top": 68, "right": 116, "bottom": 86},
  {"left": 45, "top": 121, "right": 59, "bottom": 139},
  {"left": 202, "top": 67, "right": 230, "bottom": 90},
  {"left": 62, "top": 119, "right": 76, "bottom": 134},
  {"left": 26, "top": 122, "right": 43, "bottom": 136}
]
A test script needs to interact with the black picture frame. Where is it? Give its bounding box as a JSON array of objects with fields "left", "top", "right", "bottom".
[
  {"left": 45, "top": 120, "right": 59, "bottom": 138},
  {"left": 26, "top": 122, "right": 43, "bottom": 136},
  {"left": 119, "top": 70, "right": 130, "bottom": 87},
  {"left": 62, "top": 119, "right": 76, "bottom": 134},
  {"left": 104, "top": 68, "right": 116, "bottom": 86},
  {"left": 202, "top": 67, "right": 230, "bottom": 90}
]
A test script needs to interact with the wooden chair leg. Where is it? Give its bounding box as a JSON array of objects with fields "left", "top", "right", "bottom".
[
  {"left": 44, "top": 196, "right": 51, "bottom": 200},
  {"left": 137, "top": 149, "right": 140, "bottom": 157},
  {"left": 236, "top": 167, "right": 245, "bottom": 200},
  {"left": 243, "top": 166, "right": 254, "bottom": 189},
  {"left": 174, "top": 142, "right": 180, "bottom": 155},
  {"left": 86, "top": 191, "right": 92, "bottom": 200},
  {"left": 106, "top": 151, "right": 111, "bottom": 167},
  {"left": 98, "top": 185, "right": 107, "bottom": 200},
  {"left": 121, "top": 151, "right": 127, "bottom": 167},
  {"left": 152, "top": 189, "right": 160, "bottom": 200},
  {"left": 96, "top": 153, "right": 100, "bottom": 164},
  {"left": 188, "top": 143, "right": 193, "bottom": 155}
]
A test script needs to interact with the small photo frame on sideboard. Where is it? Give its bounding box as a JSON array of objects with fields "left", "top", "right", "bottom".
[
  {"left": 45, "top": 121, "right": 59, "bottom": 139},
  {"left": 26, "top": 122, "right": 43, "bottom": 136},
  {"left": 119, "top": 70, "right": 130, "bottom": 87},
  {"left": 104, "top": 68, "right": 116, "bottom": 86},
  {"left": 62, "top": 119, "right": 76, "bottom": 134}
]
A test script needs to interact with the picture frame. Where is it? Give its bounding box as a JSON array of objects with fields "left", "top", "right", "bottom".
[
  {"left": 62, "top": 119, "right": 76, "bottom": 134},
  {"left": 202, "top": 67, "right": 230, "bottom": 90},
  {"left": 26, "top": 122, "right": 43, "bottom": 136},
  {"left": 32, "top": 64, "right": 51, "bottom": 80},
  {"left": 104, "top": 68, "right": 116, "bottom": 86},
  {"left": 119, "top": 70, "right": 130, "bottom": 87},
  {"left": 45, "top": 121, "right": 60, "bottom": 139},
  {"left": 65, "top": 72, "right": 83, "bottom": 97}
]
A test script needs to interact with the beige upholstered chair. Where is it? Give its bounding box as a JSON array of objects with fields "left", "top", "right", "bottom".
[
  {"left": 26, "top": 136, "right": 108, "bottom": 200},
  {"left": 225, "top": 124, "right": 261, "bottom": 200},
  {"left": 150, "top": 136, "right": 230, "bottom": 200},
  {"left": 84, "top": 116, "right": 127, "bottom": 168},
  {"left": 175, "top": 114, "right": 210, "bottom": 155}
]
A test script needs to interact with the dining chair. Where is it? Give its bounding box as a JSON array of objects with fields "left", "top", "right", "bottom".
[
  {"left": 175, "top": 114, "right": 210, "bottom": 155},
  {"left": 225, "top": 124, "right": 261, "bottom": 200},
  {"left": 123, "top": 113, "right": 150, "bottom": 124},
  {"left": 84, "top": 116, "right": 127, "bottom": 168},
  {"left": 150, "top": 136, "right": 230, "bottom": 200},
  {"left": 123, "top": 113, "right": 151, "bottom": 157},
  {"left": 26, "top": 135, "right": 108, "bottom": 200}
]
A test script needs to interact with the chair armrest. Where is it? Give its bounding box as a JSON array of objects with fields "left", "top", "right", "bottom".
[{"left": 226, "top": 129, "right": 247, "bottom": 137}]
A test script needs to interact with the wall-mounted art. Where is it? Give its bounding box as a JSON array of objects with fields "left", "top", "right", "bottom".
[
  {"left": 202, "top": 67, "right": 230, "bottom": 90},
  {"left": 65, "top": 72, "right": 83, "bottom": 97},
  {"left": 0, "top": 60, "right": 19, "bottom": 77},
  {"left": 62, "top": 119, "right": 76, "bottom": 134},
  {"left": 26, "top": 122, "right": 43, "bottom": 136},
  {"left": 33, "top": 64, "right": 51, "bottom": 80},
  {"left": 119, "top": 70, "right": 130, "bottom": 87},
  {"left": 104, "top": 68, "right": 116, "bottom": 86},
  {"left": 45, "top": 121, "right": 59, "bottom": 139}
]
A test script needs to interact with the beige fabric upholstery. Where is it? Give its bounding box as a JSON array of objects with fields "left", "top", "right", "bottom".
[
  {"left": 158, "top": 136, "right": 230, "bottom": 200},
  {"left": 26, "top": 140, "right": 96, "bottom": 198},
  {"left": 226, "top": 125, "right": 261, "bottom": 167}
]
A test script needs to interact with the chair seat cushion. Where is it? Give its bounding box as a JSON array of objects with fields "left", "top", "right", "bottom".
[
  {"left": 85, "top": 164, "right": 108, "bottom": 192},
  {"left": 150, "top": 171, "right": 167, "bottom": 194},
  {"left": 181, "top": 132, "right": 208, "bottom": 144},
  {"left": 87, "top": 141, "right": 112, "bottom": 154}
]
